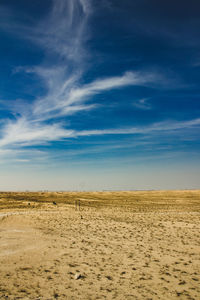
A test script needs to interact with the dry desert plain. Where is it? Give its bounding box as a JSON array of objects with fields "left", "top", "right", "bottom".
[{"left": 0, "top": 190, "right": 200, "bottom": 300}]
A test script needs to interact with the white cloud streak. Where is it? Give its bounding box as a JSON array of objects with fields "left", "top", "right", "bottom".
[
  {"left": 0, "top": 0, "right": 199, "bottom": 162},
  {"left": 0, "top": 117, "right": 200, "bottom": 149},
  {"left": 0, "top": 118, "right": 74, "bottom": 148},
  {"left": 76, "top": 118, "right": 200, "bottom": 137}
]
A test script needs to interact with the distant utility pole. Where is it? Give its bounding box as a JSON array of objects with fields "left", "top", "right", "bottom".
[{"left": 75, "top": 200, "right": 81, "bottom": 211}]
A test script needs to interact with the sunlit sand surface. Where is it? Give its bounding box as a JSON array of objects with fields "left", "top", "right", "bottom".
[{"left": 0, "top": 190, "right": 200, "bottom": 299}]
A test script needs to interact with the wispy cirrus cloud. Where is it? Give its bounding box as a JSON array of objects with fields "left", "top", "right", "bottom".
[
  {"left": 0, "top": 116, "right": 200, "bottom": 149},
  {"left": 77, "top": 118, "right": 200, "bottom": 137},
  {"left": 31, "top": 70, "right": 157, "bottom": 121},
  {"left": 0, "top": 118, "right": 74, "bottom": 148},
  {"left": 0, "top": 0, "right": 199, "bottom": 164},
  {"left": 0, "top": 0, "right": 167, "bottom": 153}
]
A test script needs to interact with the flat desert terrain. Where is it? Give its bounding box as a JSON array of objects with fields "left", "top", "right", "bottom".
[{"left": 0, "top": 190, "right": 200, "bottom": 300}]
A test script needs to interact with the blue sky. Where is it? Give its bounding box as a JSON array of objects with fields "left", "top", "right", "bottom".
[{"left": 0, "top": 0, "right": 200, "bottom": 190}]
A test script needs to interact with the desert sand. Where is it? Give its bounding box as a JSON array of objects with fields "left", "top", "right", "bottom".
[{"left": 0, "top": 190, "right": 200, "bottom": 299}]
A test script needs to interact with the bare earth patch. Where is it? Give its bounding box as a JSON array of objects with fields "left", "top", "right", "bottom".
[{"left": 0, "top": 190, "right": 200, "bottom": 299}]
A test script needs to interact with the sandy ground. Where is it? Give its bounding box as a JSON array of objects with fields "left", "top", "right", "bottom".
[{"left": 0, "top": 191, "right": 200, "bottom": 299}]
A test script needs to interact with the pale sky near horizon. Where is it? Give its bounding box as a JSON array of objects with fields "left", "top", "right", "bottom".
[{"left": 0, "top": 0, "right": 200, "bottom": 190}]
